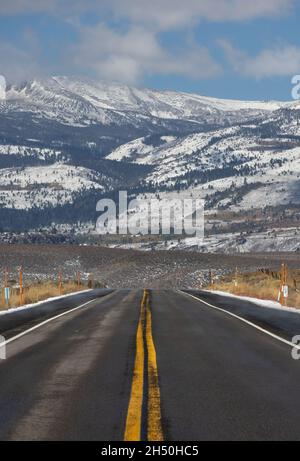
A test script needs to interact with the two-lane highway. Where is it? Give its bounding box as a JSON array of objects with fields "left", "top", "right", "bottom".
[{"left": 1, "top": 289, "right": 300, "bottom": 441}]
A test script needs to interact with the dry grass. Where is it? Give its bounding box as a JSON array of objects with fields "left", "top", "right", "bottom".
[
  {"left": 209, "top": 269, "right": 300, "bottom": 309},
  {"left": 0, "top": 280, "right": 85, "bottom": 311}
]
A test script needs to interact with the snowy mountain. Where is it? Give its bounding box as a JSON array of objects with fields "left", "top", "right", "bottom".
[
  {"left": 0, "top": 75, "right": 300, "bottom": 249},
  {"left": 5, "top": 76, "right": 287, "bottom": 128}
]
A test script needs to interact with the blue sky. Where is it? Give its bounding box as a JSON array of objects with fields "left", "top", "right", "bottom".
[{"left": 0, "top": 0, "right": 300, "bottom": 100}]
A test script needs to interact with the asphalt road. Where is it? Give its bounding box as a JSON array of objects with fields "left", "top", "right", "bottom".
[{"left": 1, "top": 289, "right": 300, "bottom": 441}]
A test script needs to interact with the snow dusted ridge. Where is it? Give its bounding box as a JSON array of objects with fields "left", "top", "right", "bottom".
[
  {"left": 53, "top": 76, "right": 286, "bottom": 114},
  {"left": 4, "top": 76, "right": 289, "bottom": 128}
]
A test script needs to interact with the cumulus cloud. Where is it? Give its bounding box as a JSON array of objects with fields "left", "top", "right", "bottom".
[
  {"left": 220, "top": 40, "right": 300, "bottom": 78},
  {"left": 0, "top": 0, "right": 296, "bottom": 85},
  {"left": 72, "top": 24, "right": 221, "bottom": 84}
]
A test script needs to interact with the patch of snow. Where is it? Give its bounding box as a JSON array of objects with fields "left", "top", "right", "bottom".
[
  {"left": 0, "top": 289, "right": 92, "bottom": 317},
  {"left": 206, "top": 289, "right": 300, "bottom": 313}
]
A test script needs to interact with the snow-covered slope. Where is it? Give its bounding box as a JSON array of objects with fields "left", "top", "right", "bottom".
[
  {"left": 107, "top": 121, "right": 300, "bottom": 212},
  {"left": 1, "top": 75, "right": 300, "bottom": 242},
  {"left": 108, "top": 127, "right": 239, "bottom": 167},
  {"left": 109, "top": 122, "right": 298, "bottom": 192},
  {"left": 0, "top": 144, "right": 65, "bottom": 160},
  {"left": 0, "top": 163, "right": 110, "bottom": 209},
  {"left": 107, "top": 135, "right": 177, "bottom": 163},
  {"left": 4, "top": 76, "right": 289, "bottom": 129}
]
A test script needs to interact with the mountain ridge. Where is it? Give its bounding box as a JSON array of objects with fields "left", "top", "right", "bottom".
[{"left": 0, "top": 75, "right": 300, "bottom": 252}]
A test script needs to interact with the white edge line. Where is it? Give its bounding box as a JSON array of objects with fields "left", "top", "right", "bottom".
[
  {"left": 0, "top": 298, "right": 97, "bottom": 349},
  {"left": 0, "top": 288, "right": 93, "bottom": 318},
  {"left": 179, "top": 290, "right": 300, "bottom": 351}
]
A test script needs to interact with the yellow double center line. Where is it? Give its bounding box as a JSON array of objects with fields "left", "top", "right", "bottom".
[{"left": 124, "top": 290, "right": 164, "bottom": 441}]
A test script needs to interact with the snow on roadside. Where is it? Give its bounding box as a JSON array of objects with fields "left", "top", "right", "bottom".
[
  {"left": 0, "top": 289, "right": 92, "bottom": 317},
  {"left": 206, "top": 289, "right": 300, "bottom": 314}
]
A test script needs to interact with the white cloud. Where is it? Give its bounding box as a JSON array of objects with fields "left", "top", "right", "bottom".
[
  {"left": 220, "top": 40, "right": 300, "bottom": 78},
  {"left": 0, "top": 0, "right": 296, "bottom": 85},
  {"left": 0, "top": 42, "right": 42, "bottom": 83},
  {"left": 73, "top": 24, "right": 221, "bottom": 84},
  {"left": 0, "top": 0, "right": 294, "bottom": 29},
  {"left": 108, "top": 0, "right": 294, "bottom": 30}
]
